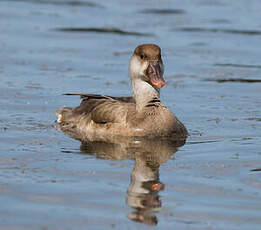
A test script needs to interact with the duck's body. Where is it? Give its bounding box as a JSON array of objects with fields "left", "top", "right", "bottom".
[{"left": 56, "top": 44, "right": 187, "bottom": 139}]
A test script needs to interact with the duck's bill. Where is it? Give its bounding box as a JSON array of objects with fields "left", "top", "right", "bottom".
[{"left": 147, "top": 63, "right": 166, "bottom": 88}]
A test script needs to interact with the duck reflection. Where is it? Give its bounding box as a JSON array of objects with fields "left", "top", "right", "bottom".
[
  {"left": 78, "top": 136, "right": 186, "bottom": 225},
  {"left": 126, "top": 150, "right": 165, "bottom": 226}
]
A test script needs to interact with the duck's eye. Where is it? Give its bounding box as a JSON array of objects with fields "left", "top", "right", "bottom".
[{"left": 140, "top": 54, "right": 146, "bottom": 60}]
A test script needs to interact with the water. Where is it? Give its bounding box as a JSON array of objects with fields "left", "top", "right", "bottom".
[{"left": 1, "top": 0, "right": 261, "bottom": 229}]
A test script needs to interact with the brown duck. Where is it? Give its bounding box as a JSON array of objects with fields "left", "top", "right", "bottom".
[{"left": 56, "top": 44, "right": 187, "bottom": 139}]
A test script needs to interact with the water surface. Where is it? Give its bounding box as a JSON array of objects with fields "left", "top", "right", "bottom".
[{"left": 0, "top": 0, "right": 261, "bottom": 229}]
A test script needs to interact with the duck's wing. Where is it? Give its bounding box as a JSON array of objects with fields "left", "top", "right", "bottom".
[
  {"left": 64, "top": 93, "right": 134, "bottom": 103},
  {"left": 64, "top": 93, "right": 135, "bottom": 124}
]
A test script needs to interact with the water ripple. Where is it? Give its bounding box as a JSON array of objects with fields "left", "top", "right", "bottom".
[
  {"left": 176, "top": 27, "right": 261, "bottom": 36},
  {"left": 4, "top": 0, "right": 102, "bottom": 8},
  {"left": 55, "top": 27, "right": 153, "bottom": 37},
  {"left": 140, "top": 9, "right": 185, "bottom": 15}
]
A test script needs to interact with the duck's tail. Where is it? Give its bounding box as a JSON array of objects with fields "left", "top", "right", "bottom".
[
  {"left": 56, "top": 106, "right": 87, "bottom": 140},
  {"left": 56, "top": 107, "right": 80, "bottom": 128}
]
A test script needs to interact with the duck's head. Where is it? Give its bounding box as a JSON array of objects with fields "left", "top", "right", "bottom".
[{"left": 129, "top": 44, "right": 165, "bottom": 89}]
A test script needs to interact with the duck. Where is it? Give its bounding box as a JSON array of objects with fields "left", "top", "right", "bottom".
[{"left": 56, "top": 44, "right": 188, "bottom": 139}]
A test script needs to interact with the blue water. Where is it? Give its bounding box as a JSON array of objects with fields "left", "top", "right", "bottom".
[{"left": 1, "top": 0, "right": 261, "bottom": 229}]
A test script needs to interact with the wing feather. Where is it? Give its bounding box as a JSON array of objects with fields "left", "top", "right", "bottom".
[
  {"left": 65, "top": 93, "right": 135, "bottom": 124},
  {"left": 64, "top": 93, "right": 134, "bottom": 102}
]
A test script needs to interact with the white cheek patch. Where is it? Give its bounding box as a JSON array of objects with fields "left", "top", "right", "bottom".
[
  {"left": 140, "top": 62, "right": 148, "bottom": 75},
  {"left": 129, "top": 56, "right": 147, "bottom": 76}
]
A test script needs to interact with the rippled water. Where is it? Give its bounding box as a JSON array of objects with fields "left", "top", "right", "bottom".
[{"left": 1, "top": 0, "right": 261, "bottom": 229}]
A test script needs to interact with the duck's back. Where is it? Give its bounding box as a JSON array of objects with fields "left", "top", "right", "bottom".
[{"left": 57, "top": 94, "right": 136, "bottom": 138}]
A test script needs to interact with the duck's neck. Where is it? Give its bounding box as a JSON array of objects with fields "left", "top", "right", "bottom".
[{"left": 132, "top": 78, "right": 160, "bottom": 111}]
